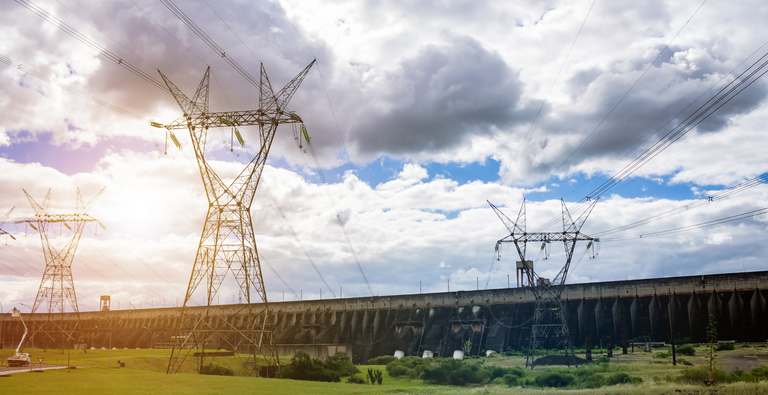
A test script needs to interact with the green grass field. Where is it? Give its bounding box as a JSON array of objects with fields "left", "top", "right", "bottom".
[{"left": 3, "top": 346, "right": 768, "bottom": 394}]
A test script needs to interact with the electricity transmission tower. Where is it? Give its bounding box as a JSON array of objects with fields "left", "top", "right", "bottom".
[
  {"left": 18, "top": 187, "right": 105, "bottom": 349},
  {"left": 156, "top": 60, "right": 314, "bottom": 376},
  {"left": 489, "top": 199, "right": 598, "bottom": 368},
  {"left": 0, "top": 206, "right": 16, "bottom": 241}
]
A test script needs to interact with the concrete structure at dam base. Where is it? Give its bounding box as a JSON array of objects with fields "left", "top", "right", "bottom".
[{"left": 1, "top": 271, "right": 766, "bottom": 364}]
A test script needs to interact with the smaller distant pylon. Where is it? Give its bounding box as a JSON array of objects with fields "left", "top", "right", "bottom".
[{"left": 16, "top": 187, "right": 105, "bottom": 349}]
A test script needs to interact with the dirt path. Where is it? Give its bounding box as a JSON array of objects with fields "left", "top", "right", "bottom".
[{"left": 717, "top": 349, "right": 768, "bottom": 373}]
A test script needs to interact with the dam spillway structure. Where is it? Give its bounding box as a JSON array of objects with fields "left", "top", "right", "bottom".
[
  {"left": 153, "top": 60, "right": 314, "bottom": 376},
  {"left": 2, "top": 271, "right": 768, "bottom": 364}
]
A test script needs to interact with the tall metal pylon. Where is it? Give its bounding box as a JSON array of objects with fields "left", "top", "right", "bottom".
[
  {"left": 17, "top": 187, "right": 105, "bottom": 349},
  {"left": 489, "top": 198, "right": 599, "bottom": 368},
  {"left": 156, "top": 60, "right": 315, "bottom": 376}
]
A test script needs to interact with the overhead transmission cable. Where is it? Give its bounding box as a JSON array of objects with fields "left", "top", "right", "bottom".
[
  {"left": 534, "top": 48, "right": 768, "bottom": 232},
  {"left": 532, "top": 0, "right": 709, "bottom": 232},
  {"left": 161, "top": 0, "right": 375, "bottom": 295},
  {"left": 560, "top": 38, "right": 768, "bottom": 202},
  {"left": 17, "top": 0, "right": 310, "bottom": 299},
  {"left": 261, "top": 184, "right": 336, "bottom": 297},
  {"left": 274, "top": 0, "right": 387, "bottom": 294},
  {"left": 594, "top": 172, "right": 768, "bottom": 237},
  {"left": 555, "top": 0, "right": 708, "bottom": 172},
  {"left": 207, "top": 67, "right": 332, "bottom": 298},
  {"left": 600, "top": 205, "right": 768, "bottom": 242},
  {"left": 15, "top": 0, "right": 168, "bottom": 93},
  {"left": 510, "top": 0, "right": 597, "bottom": 164}
]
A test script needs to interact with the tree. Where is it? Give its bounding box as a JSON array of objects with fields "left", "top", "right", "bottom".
[
  {"left": 462, "top": 339, "right": 472, "bottom": 357},
  {"left": 706, "top": 315, "right": 718, "bottom": 344}
]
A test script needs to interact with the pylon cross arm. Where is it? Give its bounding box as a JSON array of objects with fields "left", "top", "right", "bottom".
[
  {"left": 162, "top": 110, "right": 304, "bottom": 130},
  {"left": 497, "top": 232, "right": 594, "bottom": 243}
]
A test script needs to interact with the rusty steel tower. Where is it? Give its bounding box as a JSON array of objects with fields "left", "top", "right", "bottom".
[
  {"left": 490, "top": 199, "right": 598, "bottom": 368},
  {"left": 19, "top": 187, "right": 104, "bottom": 349},
  {"left": 156, "top": 60, "right": 314, "bottom": 376}
]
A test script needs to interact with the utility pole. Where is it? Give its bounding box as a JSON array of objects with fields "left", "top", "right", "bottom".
[
  {"left": 156, "top": 60, "right": 314, "bottom": 376},
  {"left": 17, "top": 187, "right": 104, "bottom": 351},
  {"left": 489, "top": 199, "right": 599, "bottom": 368}
]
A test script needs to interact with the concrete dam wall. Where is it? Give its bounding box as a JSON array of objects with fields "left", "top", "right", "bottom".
[{"left": 1, "top": 271, "right": 767, "bottom": 364}]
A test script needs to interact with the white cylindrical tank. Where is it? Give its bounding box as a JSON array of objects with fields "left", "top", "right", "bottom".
[
  {"left": 485, "top": 350, "right": 496, "bottom": 356},
  {"left": 452, "top": 350, "right": 464, "bottom": 360},
  {"left": 394, "top": 350, "right": 405, "bottom": 359},
  {"left": 422, "top": 350, "right": 434, "bottom": 358}
]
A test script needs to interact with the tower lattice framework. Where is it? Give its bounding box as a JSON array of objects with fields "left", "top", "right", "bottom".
[
  {"left": 158, "top": 60, "right": 314, "bottom": 376},
  {"left": 20, "top": 187, "right": 104, "bottom": 349},
  {"left": 490, "top": 199, "right": 598, "bottom": 368}
]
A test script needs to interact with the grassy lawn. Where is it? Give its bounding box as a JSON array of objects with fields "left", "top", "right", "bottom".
[{"left": 3, "top": 346, "right": 768, "bottom": 394}]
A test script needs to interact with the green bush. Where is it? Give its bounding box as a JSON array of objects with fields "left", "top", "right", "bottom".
[
  {"left": 281, "top": 349, "right": 356, "bottom": 382},
  {"left": 580, "top": 374, "right": 604, "bottom": 388},
  {"left": 653, "top": 351, "right": 670, "bottom": 358},
  {"left": 503, "top": 374, "right": 519, "bottom": 387},
  {"left": 676, "top": 366, "right": 727, "bottom": 384},
  {"left": 367, "top": 355, "right": 398, "bottom": 365},
  {"left": 325, "top": 352, "right": 360, "bottom": 377},
  {"left": 676, "top": 345, "right": 696, "bottom": 356},
  {"left": 716, "top": 343, "right": 735, "bottom": 351},
  {"left": 596, "top": 356, "right": 610, "bottom": 363},
  {"left": 750, "top": 366, "right": 768, "bottom": 380},
  {"left": 199, "top": 363, "right": 234, "bottom": 376},
  {"left": 605, "top": 372, "right": 642, "bottom": 385},
  {"left": 387, "top": 364, "right": 408, "bottom": 378},
  {"left": 535, "top": 371, "right": 575, "bottom": 388},
  {"left": 346, "top": 375, "right": 368, "bottom": 384}
]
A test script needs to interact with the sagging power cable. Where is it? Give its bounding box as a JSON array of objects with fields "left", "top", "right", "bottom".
[
  {"left": 594, "top": 172, "right": 768, "bottom": 237},
  {"left": 601, "top": 206, "right": 768, "bottom": 242}
]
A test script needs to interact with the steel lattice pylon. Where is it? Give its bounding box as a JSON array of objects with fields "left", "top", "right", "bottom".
[
  {"left": 157, "top": 61, "right": 314, "bottom": 376},
  {"left": 18, "top": 187, "right": 105, "bottom": 349},
  {"left": 489, "top": 199, "right": 598, "bottom": 368}
]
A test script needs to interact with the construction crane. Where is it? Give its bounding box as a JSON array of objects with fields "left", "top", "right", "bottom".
[
  {"left": 152, "top": 60, "right": 314, "bottom": 376},
  {"left": 489, "top": 198, "right": 599, "bottom": 368}
]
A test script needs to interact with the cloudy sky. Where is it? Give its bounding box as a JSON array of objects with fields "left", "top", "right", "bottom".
[{"left": 1, "top": 0, "right": 768, "bottom": 312}]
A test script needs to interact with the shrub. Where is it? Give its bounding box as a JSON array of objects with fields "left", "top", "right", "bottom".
[
  {"left": 653, "top": 351, "right": 670, "bottom": 358},
  {"left": 281, "top": 349, "right": 341, "bottom": 382},
  {"left": 535, "top": 371, "right": 575, "bottom": 388},
  {"left": 367, "top": 355, "right": 398, "bottom": 365},
  {"left": 346, "top": 375, "right": 368, "bottom": 384},
  {"left": 750, "top": 366, "right": 768, "bottom": 380},
  {"left": 367, "top": 368, "right": 384, "bottom": 385},
  {"left": 716, "top": 343, "right": 735, "bottom": 351},
  {"left": 676, "top": 345, "right": 696, "bottom": 356},
  {"left": 199, "top": 363, "right": 234, "bottom": 376},
  {"left": 596, "top": 356, "right": 610, "bottom": 363},
  {"left": 682, "top": 337, "right": 693, "bottom": 344},
  {"left": 676, "top": 366, "right": 727, "bottom": 384},
  {"left": 581, "top": 374, "right": 604, "bottom": 388},
  {"left": 605, "top": 372, "right": 642, "bottom": 385},
  {"left": 387, "top": 364, "right": 408, "bottom": 378},
  {"left": 503, "top": 374, "right": 519, "bottom": 387}
]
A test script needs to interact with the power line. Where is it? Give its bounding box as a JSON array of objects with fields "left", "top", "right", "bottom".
[
  {"left": 594, "top": 172, "right": 768, "bottom": 237},
  {"left": 16, "top": 0, "right": 168, "bottom": 92},
  {"left": 511, "top": 0, "right": 597, "bottom": 163},
  {"left": 162, "top": 0, "right": 376, "bottom": 295},
  {"left": 535, "top": 47, "right": 768, "bottom": 232},
  {"left": 601, "top": 205, "right": 768, "bottom": 242},
  {"left": 556, "top": 0, "right": 708, "bottom": 172}
]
